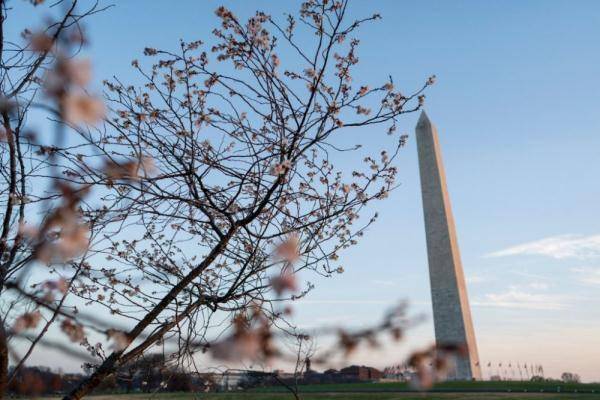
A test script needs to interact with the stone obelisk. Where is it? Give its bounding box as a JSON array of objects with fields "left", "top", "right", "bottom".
[{"left": 415, "top": 111, "right": 481, "bottom": 380}]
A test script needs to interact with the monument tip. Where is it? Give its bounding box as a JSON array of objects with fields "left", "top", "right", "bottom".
[{"left": 416, "top": 110, "right": 432, "bottom": 129}]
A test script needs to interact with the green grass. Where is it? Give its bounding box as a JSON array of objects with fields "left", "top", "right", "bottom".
[
  {"left": 254, "top": 380, "right": 600, "bottom": 394},
  {"left": 36, "top": 382, "right": 600, "bottom": 400},
  {"left": 52, "top": 392, "right": 600, "bottom": 400}
]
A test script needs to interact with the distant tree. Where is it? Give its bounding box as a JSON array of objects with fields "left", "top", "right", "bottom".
[
  {"left": 7, "top": 367, "right": 49, "bottom": 396},
  {"left": 50, "top": 373, "right": 64, "bottom": 393},
  {"left": 94, "top": 374, "right": 118, "bottom": 392},
  {"left": 137, "top": 354, "right": 166, "bottom": 392},
  {"left": 561, "top": 372, "right": 581, "bottom": 383},
  {"left": 117, "top": 353, "right": 165, "bottom": 393},
  {"left": 165, "top": 370, "right": 192, "bottom": 392}
]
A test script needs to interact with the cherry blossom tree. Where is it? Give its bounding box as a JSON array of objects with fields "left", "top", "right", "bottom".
[
  {"left": 58, "top": 1, "right": 433, "bottom": 398},
  {"left": 1, "top": 1, "right": 440, "bottom": 398}
]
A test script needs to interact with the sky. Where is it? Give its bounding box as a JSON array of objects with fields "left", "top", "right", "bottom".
[{"left": 11, "top": 0, "right": 600, "bottom": 382}]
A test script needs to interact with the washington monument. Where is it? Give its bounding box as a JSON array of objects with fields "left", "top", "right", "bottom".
[{"left": 416, "top": 112, "right": 482, "bottom": 380}]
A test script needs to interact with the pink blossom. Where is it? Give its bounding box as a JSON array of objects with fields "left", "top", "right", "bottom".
[
  {"left": 61, "top": 320, "right": 85, "bottom": 343},
  {"left": 270, "top": 267, "right": 298, "bottom": 295},
  {"left": 44, "top": 278, "right": 69, "bottom": 294},
  {"left": 62, "top": 94, "right": 105, "bottom": 125},
  {"left": 211, "top": 332, "right": 261, "bottom": 361},
  {"left": 13, "top": 311, "right": 42, "bottom": 333},
  {"left": 275, "top": 234, "right": 300, "bottom": 263},
  {"left": 107, "top": 329, "right": 130, "bottom": 351},
  {"left": 65, "top": 59, "right": 92, "bottom": 87}
]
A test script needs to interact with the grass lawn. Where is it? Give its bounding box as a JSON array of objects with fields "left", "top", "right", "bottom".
[
  {"left": 255, "top": 381, "right": 600, "bottom": 394},
  {"left": 37, "top": 382, "right": 600, "bottom": 400},
  {"left": 49, "top": 393, "right": 600, "bottom": 400}
]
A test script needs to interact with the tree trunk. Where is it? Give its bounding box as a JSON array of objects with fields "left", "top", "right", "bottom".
[{"left": 0, "top": 324, "right": 9, "bottom": 399}]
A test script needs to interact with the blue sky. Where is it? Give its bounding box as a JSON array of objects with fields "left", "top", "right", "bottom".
[{"left": 13, "top": 0, "right": 600, "bottom": 381}]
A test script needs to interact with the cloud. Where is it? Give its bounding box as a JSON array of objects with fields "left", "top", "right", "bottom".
[
  {"left": 511, "top": 270, "right": 554, "bottom": 281},
  {"left": 466, "top": 274, "right": 488, "bottom": 284},
  {"left": 571, "top": 267, "right": 600, "bottom": 286},
  {"left": 528, "top": 281, "right": 550, "bottom": 290},
  {"left": 473, "top": 286, "right": 567, "bottom": 310},
  {"left": 486, "top": 234, "right": 600, "bottom": 260}
]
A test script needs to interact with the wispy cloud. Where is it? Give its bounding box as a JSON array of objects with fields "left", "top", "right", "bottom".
[
  {"left": 511, "top": 270, "right": 555, "bottom": 282},
  {"left": 528, "top": 281, "right": 550, "bottom": 290},
  {"left": 486, "top": 234, "right": 600, "bottom": 260},
  {"left": 473, "top": 287, "right": 567, "bottom": 310},
  {"left": 466, "top": 274, "right": 488, "bottom": 284},
  {"left": 571, "top": 267, "right": 600, "bottom": 286}
]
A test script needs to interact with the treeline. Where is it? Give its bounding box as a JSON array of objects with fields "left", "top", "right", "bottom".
[{"left": 8, "top": 354, "right": 214, "bottom": 397}]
